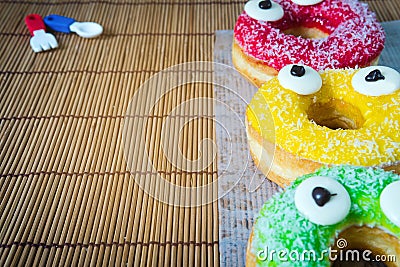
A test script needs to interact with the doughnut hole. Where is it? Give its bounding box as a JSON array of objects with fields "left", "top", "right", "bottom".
[
  {"left": 307, "top": 99, "right": 365, "bottom": 130},
  {"left": 283, "top": 26, "right": 328, "bottom": 39},
  {"left": 331, "top": 226, "right": 400, "bottom": 267}
]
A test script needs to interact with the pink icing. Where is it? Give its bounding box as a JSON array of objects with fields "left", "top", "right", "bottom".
[{"left": 234, "top": 0, "right": 385, "bottom": 71}]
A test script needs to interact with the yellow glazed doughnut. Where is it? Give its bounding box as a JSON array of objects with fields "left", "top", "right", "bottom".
[{"left": 246, "top": 65, "right": 400, "bottom": 186}]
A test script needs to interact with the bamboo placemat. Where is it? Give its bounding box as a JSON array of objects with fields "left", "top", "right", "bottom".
[{"left": 0, "top": 0, "right": 399, "bottom": 266}]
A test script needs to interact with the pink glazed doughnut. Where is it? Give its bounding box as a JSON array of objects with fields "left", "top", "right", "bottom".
[{"left": 232, "top": 0, "right": 385, "bottom": 86}]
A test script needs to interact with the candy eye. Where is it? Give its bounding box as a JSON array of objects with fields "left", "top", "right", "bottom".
[
  {"left": 380, "top": 181, "right": 400, "bottom": 227},
  {"left": 277, "top": 64, "right": 322, "bottom": 95},
  {"left": 295, "top": 176, "right": 351, "bottom": 226},
  {"left": 244, "top": 0, "right": 284, "bottom": 22},
  {"left": 351, "top": 66, "right": 400, "bottom": 96},
  {"left": 291, "top": 0, "right": 323, "bottom": 6}
]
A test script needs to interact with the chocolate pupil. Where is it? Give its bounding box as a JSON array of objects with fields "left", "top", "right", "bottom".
[
  {"left": 259, "top": 0, "right": 272, "bottom": 9},
  {"left": 365, "top": 69, "right": 385, "bottom": 82},
  {"left": 312, "top": 187, "right": 336, "bottom": 207},
  {"left": 290, "top": 65, "right": 306, "bottom": 77}
]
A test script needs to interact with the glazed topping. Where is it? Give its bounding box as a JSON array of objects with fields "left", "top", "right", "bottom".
[
  {"left": 291, "top": 0, "right": 323, "bottom": 6},
  {"left": 277, "top": 64, "right": 322, "bottom": 95},
  {"left": 312, "top": 187, "right": 337, "bottom": 207},
  {"left": 234, "top": 0, "right": 386, "bottom": 71},
  {"left": 247, "top": 69, "right": 400, "bottom": 166},
  {"left": 244, "top": 0, "right": 284, "bottom": 22},
  {"left": 365, "top": 69, "right": 385, "bottom": 82},
  {"left": 294, "top": 176, "right": 350, "bottom": 225},
  {"left": 380, "top": 181, "right": 400, "bottom": 227},
  {"left": 251, "top": 166, "right": 400, "bottom": 267},
  {"left": 352, "top": 66, "right": 400, "bottom": 96}
]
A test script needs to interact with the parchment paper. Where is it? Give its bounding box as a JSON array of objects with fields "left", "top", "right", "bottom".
[{"left": 214, "top": 21, "right": 400, "bottom": 267}]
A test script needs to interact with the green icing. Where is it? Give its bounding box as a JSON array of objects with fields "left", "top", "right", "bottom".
[{"left": 252, "top": 165, "right": 400, "bottom": 267}]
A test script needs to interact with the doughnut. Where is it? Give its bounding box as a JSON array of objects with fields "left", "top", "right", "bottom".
[
  {"left": 247, "top": 166, "right": 400, "bottom": 267},
  {"left": 246, "top": 65, "right": 400, "bottom": 186},
  {"left": 233, "top": 0, "right": 385, "bottom": 86}
]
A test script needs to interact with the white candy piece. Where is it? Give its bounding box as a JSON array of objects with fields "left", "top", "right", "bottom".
[
  {"left": 295, "top": 176, "right": 351, "bottom": 226},
  {"left": 380, "top": 181, "right": 400, "bottom": 228},
  {"left": 244, "top": 0, "right": 284, "bottom": 22},
  {"left": 291, "top": 0, "right": 323, "bottom": 6},
  {"left": 278, "top": 64, "right": 322, "bottom": 95},
  {"left": 352, "top": 66, "right": 400, "bottom": 96}
]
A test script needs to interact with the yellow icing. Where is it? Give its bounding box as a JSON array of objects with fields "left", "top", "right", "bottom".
[{"left": 246, "top": 69, "right": 400, "bottom": 165}]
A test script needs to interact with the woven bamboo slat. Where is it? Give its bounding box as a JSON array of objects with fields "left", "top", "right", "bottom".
[{"left": 0, "top": 0, "right": 399, "bottom": 266}]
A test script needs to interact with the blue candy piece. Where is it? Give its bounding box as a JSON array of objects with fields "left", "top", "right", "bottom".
[{"left": 44, "top": 14, "right": 76, "bottom": 33}]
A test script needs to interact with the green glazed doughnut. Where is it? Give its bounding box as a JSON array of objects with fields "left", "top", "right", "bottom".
[{"left": 247, "top": 166, "right": 400, "bottom": 267}]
